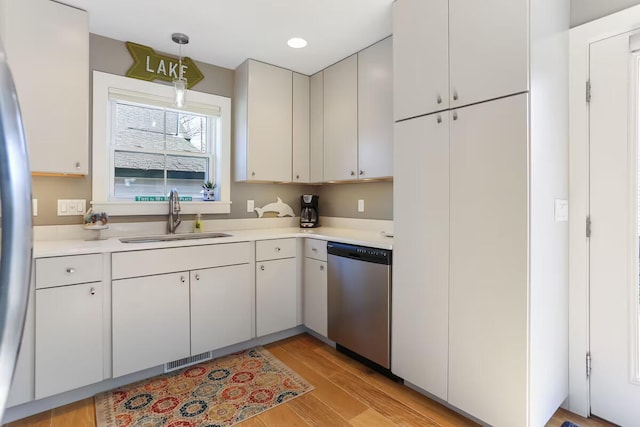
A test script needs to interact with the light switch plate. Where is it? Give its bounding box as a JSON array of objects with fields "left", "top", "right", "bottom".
[
  {"left": 57, "top": 199, "right": 86, "bottom": 216},
  {"left": 358, "top": 199, "right": 365, "bottom": 212},
  {"left": 247, "top": 200, "right": 255, "bottom": 213},
  {"left": 32, "top": 199, "right": 37, "bottom": 216},
  {"left": 555, "top": 199, "right": 568, "bottom": 222}
]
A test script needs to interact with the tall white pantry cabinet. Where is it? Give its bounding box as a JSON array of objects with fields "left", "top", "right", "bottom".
[{"left": 392, "top": 0, "right": 570, "bottom": 426}]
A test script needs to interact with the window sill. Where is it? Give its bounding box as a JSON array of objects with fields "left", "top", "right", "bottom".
[{"left": 91, "top": 201, "right": 232, "bottom": 216}]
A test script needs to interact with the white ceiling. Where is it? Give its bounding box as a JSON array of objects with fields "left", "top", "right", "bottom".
[{"left": 57, "top": 0, "right": 394, "bottom": 76}]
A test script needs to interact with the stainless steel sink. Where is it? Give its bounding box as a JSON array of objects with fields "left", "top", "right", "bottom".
[{"left": 119, "top": 232, "right": 232, "bottom": 243}]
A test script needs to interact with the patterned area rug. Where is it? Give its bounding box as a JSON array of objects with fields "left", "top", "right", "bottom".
[{"left": 95, "top": 347, "right": 314, "bottom": 427}]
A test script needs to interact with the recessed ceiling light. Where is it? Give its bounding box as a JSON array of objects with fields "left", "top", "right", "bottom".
[{"left": 287, "top": 37, "right": 307, "bottom": 49}]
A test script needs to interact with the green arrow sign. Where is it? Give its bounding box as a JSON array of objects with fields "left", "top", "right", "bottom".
[{"left": 125, "top": 42, "right": 204, "bottom": 89}]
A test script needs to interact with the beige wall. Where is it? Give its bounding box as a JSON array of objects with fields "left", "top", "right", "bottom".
[{"left": 32, "top": 34, "right": 393, "bottom": 225}]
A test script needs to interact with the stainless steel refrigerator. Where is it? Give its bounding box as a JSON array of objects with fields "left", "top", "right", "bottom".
[{"left": 0, "top": 39, "right": 33, "bottom": 420}]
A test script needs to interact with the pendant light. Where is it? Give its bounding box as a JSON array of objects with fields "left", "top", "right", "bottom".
[{"left": 172, "top": 32, "right": 189, "bottom": 108}]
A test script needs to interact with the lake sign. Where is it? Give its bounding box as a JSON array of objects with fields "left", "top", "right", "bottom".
[{"left": 125, "top": 42, "right": 204, "bottom": 89}]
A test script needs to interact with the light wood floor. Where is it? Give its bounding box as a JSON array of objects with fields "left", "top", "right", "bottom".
[{"left": 5, "top": 333, "right": 615, "bottom": 427}]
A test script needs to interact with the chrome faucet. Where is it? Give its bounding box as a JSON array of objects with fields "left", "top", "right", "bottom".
[{"left": 168, "top": 188, "right": 182, "bottom": 234}]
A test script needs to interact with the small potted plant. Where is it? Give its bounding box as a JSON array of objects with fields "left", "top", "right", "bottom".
[{"left": 202, "top": 180, "right": 216, "bottom": 201}]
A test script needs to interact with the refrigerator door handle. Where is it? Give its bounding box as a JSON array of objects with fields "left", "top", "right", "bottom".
[{"left": 0, "top": 40, "right": 33, "bottom": 420}]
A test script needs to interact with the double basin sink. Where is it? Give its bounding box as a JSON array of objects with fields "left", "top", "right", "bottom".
[{"left": 120, "top": 232, "right": 232, "bottom": 244}]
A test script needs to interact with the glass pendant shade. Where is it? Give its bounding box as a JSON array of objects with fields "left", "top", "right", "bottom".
[{"left": 173, "top": 78, "right": 186, "bottom": 108}]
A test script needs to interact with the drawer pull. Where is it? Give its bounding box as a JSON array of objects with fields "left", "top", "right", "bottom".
[
  {"left": 90, "top": 287, "right": 96, "bottom": 295},
  {"left": 311, "top": 247, "right": 317, "bottom": 252},
  {"left": 66, "top": 267, "right": 75, "bottom": 274},
  {"left": 180, "top": 276, "right": 186, "bottom": 283},
  {"left": 195, "top": 274, "right": 200, "bottom": 281},
  {"left": 260, "top": 265, "right": 265, "bottom": 271},
  {"left": 275, "top": 247, "right": 281, "bottom": 252},
  {"left": 320, "top": 265, "right": 325, "bottom": 271}
]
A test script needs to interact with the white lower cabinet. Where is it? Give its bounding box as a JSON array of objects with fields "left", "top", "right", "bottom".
[
  {"left": 112, "top": 273, "right": 191, "bottom": 377},
  {"left": 35, "top": 282, "right": 103, "bottom": 399},
  {"left": 190, "top": 264, "right": 252, "bottom": 355},
  {"left": 303, "top": 258, "right": 327, "bottom": 337},
  {"left": 392, "top": 112, "right": 450, "bottom": 400},
  {"left": 256, "top": 258, "right": 297, "bottom": 337}
]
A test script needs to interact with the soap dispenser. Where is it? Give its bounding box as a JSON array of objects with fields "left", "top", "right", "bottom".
[{"left": 194, "top": 213, "right": 203, "bottom": 233}]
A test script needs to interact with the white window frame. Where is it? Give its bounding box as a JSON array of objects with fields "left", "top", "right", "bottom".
[{"left": 92, "top": 71, "right": 231, "bottom": 215}]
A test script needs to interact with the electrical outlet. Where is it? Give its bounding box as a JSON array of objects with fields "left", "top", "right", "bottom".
[
  {"left": 247, "top": 200, "right": 255, "bottom": 212},
  {"left": 358, "top": 199, "right": 365, "bottom": 212}
]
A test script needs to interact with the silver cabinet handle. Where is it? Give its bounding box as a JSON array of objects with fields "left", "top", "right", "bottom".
[
  {"left": 251, "top": 171, "right": 256, "bottom": 177},
  {"left": 453, "top": 111, "right": 458, "bottom": 121},
  {"left": 195, "top": 274, "right": 200, "bottom": 281},
  {"left": 437, "top": 94, "right": 442, "bottom": 104},
  {"left": 180, "top": 275, "right": 186, "bottom": 283},
  {"left": 275, "top": 247, "right": 281, "bottom": 252},
  {"left": 296, "top": 174, "right": 300, "bottom": 179},
  {"left": 311, "top": 247, "right": 317, "bottom": 252},
  {"left": 75, "top": 162, "right": 81, "bottom": 170},
  {"left": 320, "top": 265, "right": 325, "bottom": 271},
  {"left": 260, "top": 265, "right": 265, "bottom": 271},
  {"left": 453, "top": 91, "right": 459, "bottom": 101},
  {"left": 437, "top": 115, "right": 442, "bottom": 124},
  {"left": 90, "top": 287, "right": 96, "bottom": 296},
  {"left": 359, "top": 170, "right": 364, "bottom": 176},
  {"left": 66, "top": 267, "right": 75, "bottom": 274},
  {"left": 350, "top": 171, "right": 355, "bottom": 176}
]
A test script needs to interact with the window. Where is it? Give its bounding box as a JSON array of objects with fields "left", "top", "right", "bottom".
[{"left": 92, "top": 71, "right": 231, "bottom": 215}]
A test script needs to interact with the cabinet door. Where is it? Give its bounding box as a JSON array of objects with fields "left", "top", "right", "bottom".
[
  {"left": 392, "top": 113, "right": 449, "bottom": 400},
  {"left": 112, "top": 273, "right": 190, "bottom": 377},
  {"left": 449, "top": 0, "right": 528, "bottom": 108},
  {"left": 309, "top": 71, "right": 324, "bottom": 182},
  {"left": 393, "top": 0, "right": 449, "bottom": 120},
  {"left": 190, "top": 264, "right": 252, "bottom": 354},
  {"left": 303, "top": 258, "right": 327, "bottom": 337},
  {"left": 449, "top": 94, "right": 528, "bottom": 425},
  {"left": 247, "top": 60, "right": 293, "bottom": 181},
  {"left": 35, "top": 283, "right": 103, "bottom": 399},
  {"left": 358, "top": 37, "right": 393, "bottom": 179},
  {"left": 323, "top": 54, "right": 358, "bottom": 181},
  {"left": 2, "top": 0, "right": 88, "bottom": 174},
  {"left": 292, "top": 72, "right": 310, "bottom": 183},
  {"left": 256, "top": 258, "right": 297, "bottom": 337}
]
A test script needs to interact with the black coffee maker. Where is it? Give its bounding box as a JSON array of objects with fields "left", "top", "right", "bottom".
[{"left": 300, "top": 195, "right": 319, "bottom": 228}]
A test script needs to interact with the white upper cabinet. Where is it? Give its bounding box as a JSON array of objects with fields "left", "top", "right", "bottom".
[
  {"left": 292, "top": 72, "right": 310, "bottom": 183},
  {"left": 234, "top": 59, "right": 293, "bottom": 182},
  {"left": 323, "top": 54, "right": 358, "bottom": 182},
  {"left": 393, "top": 0, "right": 449, "bottom": 121},
  {"left": 393, "top": 0, "right": 528, "bottom": 119},
  {"left": 449, "top": 0, "right": 528, "bottom": 108},
  {"left": 0, "top": 0, "right": 89, "bottom": 175},
  {"left": 358, "top": 37, "right": 393, "bottom": 179},
  {"left": 309, "top": 71, "right": 324, "bottom": 183}
]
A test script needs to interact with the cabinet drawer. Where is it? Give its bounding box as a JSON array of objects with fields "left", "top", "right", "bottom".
[
  {"left": 256, "top": 238, "right": 296, "bottom": 261},
  {"left": 35, "top": 254, "right": 102, "bottom": 289},
  {"left": 305, "top": 239, "right": 327, "bottom": 261},
  {"left": 112, "top": 242, "right": 250, "bottom": 279}
]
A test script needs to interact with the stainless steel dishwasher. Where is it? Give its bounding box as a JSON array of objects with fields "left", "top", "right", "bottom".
[{"left": 327, "top": 242, "right": 392, "bottom": 369}]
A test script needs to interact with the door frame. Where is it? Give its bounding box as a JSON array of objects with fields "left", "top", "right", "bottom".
[{"left": 569, "top": 4, "right": 640, "bottom": 417}]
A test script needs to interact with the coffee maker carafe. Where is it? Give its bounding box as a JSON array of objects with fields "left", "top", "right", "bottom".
[{"left": 300, "top": 195, "right": 319, "bottom": 228}]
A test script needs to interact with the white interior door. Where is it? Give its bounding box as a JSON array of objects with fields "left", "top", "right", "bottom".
[{"left": 589, "top": 30, "right": 640, "bottom": 426}]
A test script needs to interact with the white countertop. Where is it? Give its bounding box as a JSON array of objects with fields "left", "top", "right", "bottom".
[{"left": 33, "top": 226, "right": 394, "bottom": 258}]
